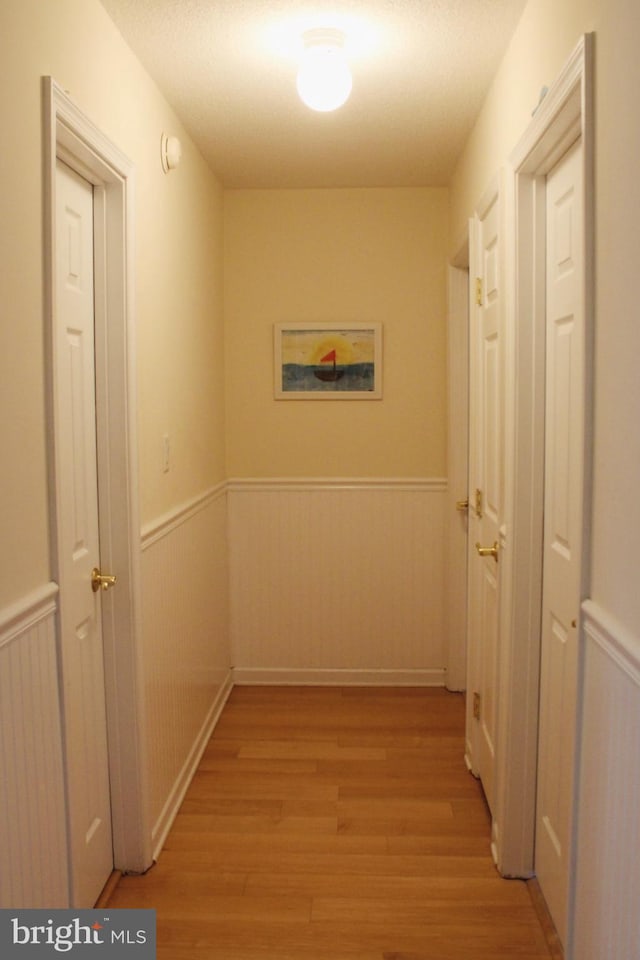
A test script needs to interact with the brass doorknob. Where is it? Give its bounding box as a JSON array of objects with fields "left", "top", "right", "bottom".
[
  {"left": 456, "top": 498, "right": 469, "bottom": 513},
  {"left": 91, "top": 567, "right": 117, "bottom": 593},
  {"left": 475, "top": 541, "right": 499, "bottom": 562}
]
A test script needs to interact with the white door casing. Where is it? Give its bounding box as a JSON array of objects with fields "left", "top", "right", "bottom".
[
  {"left": 44, "top": 77, "right": 152, "bottom": 887},
  {"left": 466, "top": 185, "right": 502, "bottom": 818},
  {"left": 55, "top": 160, "right": 113, "bottom": 906},
  {"left": 493, "top": 35, "right": 593, "bottom": 935},
  {"left": 535, "top": 137, "right": 584, "bottom": 945}
]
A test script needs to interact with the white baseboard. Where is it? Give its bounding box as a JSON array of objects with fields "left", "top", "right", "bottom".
[
  {"left": 151, "top": 670, "right": 233, "bottom": 861},
  {"left": 231, "top": 667, "right": 446, "bottom": 686}
]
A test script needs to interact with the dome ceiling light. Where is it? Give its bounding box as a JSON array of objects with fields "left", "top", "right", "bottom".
[{"left": 296, "top": 28, "right": 352, "bottom": 113}]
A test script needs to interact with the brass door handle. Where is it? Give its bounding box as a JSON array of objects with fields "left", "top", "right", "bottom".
[
  {"left": 456, "top": 498, "right": 469, "bottom": 513},
  {"left": 91, "top": 567, "right": 117, "bottom": 593},
  {"left": 475, "top": 541, "right": 499, "bottom": 562}
]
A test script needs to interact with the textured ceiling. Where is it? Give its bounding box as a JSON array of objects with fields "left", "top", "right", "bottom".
[{"left": 99, "top": 0, "right": 527, "bottom": 188}]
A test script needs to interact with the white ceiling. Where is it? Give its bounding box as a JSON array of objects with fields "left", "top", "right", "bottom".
[{"left": 99, "top": 0, "right": 527, "bottom": 189}]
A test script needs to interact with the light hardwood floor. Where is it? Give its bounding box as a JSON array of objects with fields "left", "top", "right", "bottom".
[{"left": 106, "top": 686, "right": 556, "bottom": 959}]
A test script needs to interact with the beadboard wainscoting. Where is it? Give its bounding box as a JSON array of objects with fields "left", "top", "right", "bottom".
[
  {"left": 140, "top": 485, "right": 232, "bottom": 856},
  {"left": 0, "top": 584, "right": 69, "bottom": 907},
  {"left": 572, "top": 601, "right": 640, "bottom": 959},
  {"left": 228, "top": 479, "right": 448, "bottom": 685}
]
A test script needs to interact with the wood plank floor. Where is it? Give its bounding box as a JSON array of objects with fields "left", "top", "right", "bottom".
[{"left": 106, "top": 686, "right": 554, "bottom": 959}]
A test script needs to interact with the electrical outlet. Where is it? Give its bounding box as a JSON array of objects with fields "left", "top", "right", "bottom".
[{"left": 162, "top": 434, "right": 170, "bottom": 473}]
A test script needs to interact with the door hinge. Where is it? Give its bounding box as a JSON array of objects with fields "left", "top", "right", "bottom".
[
  {"left": 475, "top": 277, "right": 483, "bottom": 306},
  {"left": 474, "top": 488, "right": 483, "bottom": 518},
  {"left": 473, "top": 692, "right": 481, "bottom": 720}
]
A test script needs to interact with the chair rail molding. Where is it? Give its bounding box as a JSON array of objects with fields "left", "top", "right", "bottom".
[{"left": 0, "top": 582, "right": 59, "bottom": 650}]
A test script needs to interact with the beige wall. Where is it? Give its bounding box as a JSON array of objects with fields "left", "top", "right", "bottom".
[
  {"left": 450, "top": 0, "right": 596, "bottom": 246},
  {"left": 450, "top": 0, "right": 640, "bottom": 638},
  {"left": 0, "top": 0, "right": 225, "bottom": 607},
  {"left": 224, "top": 187, "right": 448, "bottom": 479},
  {"left": 0, "top": 0, "right": 230, "bottom": 892}
]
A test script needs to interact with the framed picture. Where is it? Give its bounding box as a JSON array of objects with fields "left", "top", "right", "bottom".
[{"left": 274, "top": 323, "right": 382, "bottom": 399}]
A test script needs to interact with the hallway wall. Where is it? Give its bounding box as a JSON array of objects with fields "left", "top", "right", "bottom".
[
  {"left": 224, "top": 188, "right": 448, "bottom": 480},
  {"left": 449, "top": 0, "right": 640, "bottom": 954},
  {"left": 228, "top": 479, "right": 446, "bottom": 683},
  {"left": 0, "top": 0, "right": 230, "bottom": 903},
  {"left": 450, "top": 0, "right": 640, "bottom": 639},
  {"left": 224, "top": 188, "right": 449, "bottom": 680}
]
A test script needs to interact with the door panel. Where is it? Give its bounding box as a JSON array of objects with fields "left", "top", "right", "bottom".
[
  {"left": 483, "top": 332, "right": 500, "bottom": 524},
  {"left": 467, "top": 190, "right": 501, "bottom": 814},
  {"left": 477, "top": 553, "right": 498, "bottom": 785},
  {"left": 55, "top": 160, "right": 113, "bottom": 906},
  {"left": 535, "top": 138, "right": 584, "bottom": 944}
]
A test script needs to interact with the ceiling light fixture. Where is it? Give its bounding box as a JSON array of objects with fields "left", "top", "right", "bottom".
[{"left": 296, "top": 28, "right": 352, "bottom": 113}]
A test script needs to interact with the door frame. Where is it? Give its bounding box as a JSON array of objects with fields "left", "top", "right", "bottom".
[
  {"left": 495, "top": 34, "right": 594, "bottom": 882},
  {"left": 465, "top": 179, "right": 503, "bottom": 834},
  {"left": 43, "top": 77, "right": 152, "bottom": 879},
  {"left": 446, "top": 239, "right": 470, "bottom": 693}
]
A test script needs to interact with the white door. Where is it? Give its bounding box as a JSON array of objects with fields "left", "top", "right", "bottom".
[
  {"left": 466, "top": 190, "right": 502, "bottom": 814},
  {"left": 55, "top": 159, "right": 114, "bottom": 906},
  {"left": 535, "top": 138, "right": 584, "bottom": 944}
]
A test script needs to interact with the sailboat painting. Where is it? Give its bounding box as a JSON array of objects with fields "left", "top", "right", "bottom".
[{"left": 274, "top": 323, "right": 382, "bottom": 399}]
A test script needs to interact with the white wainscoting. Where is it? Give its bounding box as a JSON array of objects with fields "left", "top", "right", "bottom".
[
  {"left": 572, "top": 600, "right": 640, "bottom": 958},
  {"left": 228, "top": 479, "right": 447, "bottom": 685},
  {"left": 0, "top": 584, "right": 69, "bottom": 907},
  {"left": 140, "top": 485, "right": 232, "bottom": 857}
]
